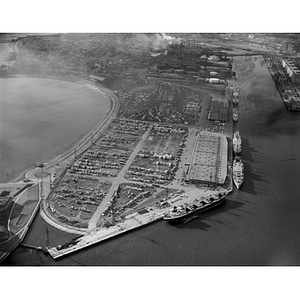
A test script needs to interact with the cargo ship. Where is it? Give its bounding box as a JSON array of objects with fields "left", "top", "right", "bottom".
[
  {"left": 232, "top": 130, "right": 242, "bottom": 154},
  {"left": 163, "top": 192, "right": 228, "bottom": 223},
  {"left": 233, "top": 108, "right": 238, "bottom": 121},
  {"left": 232, "top": 86, "right": 239, "bottom": 104},
  {"left": 233, "top": 156, "right": 244, "bottom": 189}
]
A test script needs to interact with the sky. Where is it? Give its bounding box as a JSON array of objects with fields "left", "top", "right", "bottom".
[
  {"left": 1, "top": 1, "right": 300, "bottom": 299},
  {"left": 1, "top": 0, "right": 300, "bottom": 33}
]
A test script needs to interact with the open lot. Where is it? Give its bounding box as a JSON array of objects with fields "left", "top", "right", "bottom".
[
  {"left": 125, "top": 124, "right": 188, "bottom": 185},
  {"left": 45, "top": 119, "right": 150, "bottom": 227}
]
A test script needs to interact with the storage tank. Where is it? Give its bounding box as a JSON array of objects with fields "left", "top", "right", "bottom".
[
  {"left": 207, "top": 78, "right": 220, "bottom": 84},
  {"left": 208, "top": 55, "right": 220, "bottom": 61}
]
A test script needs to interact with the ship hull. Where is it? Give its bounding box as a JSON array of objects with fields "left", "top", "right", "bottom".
[
  {"left": 232, "top": 131, "right": 242, "bottom": 154},
  {"left": 232, "top": 156, "right": 244, "bottom": 190},
  {"left": 233, "top": 180, "right": 243, "bottom": 189},
  {"left": 163, "top": 196, "right": 226, "bottom": 223},
  {"left": 233, "top": 97, "right": 239, "bottom": 104},
  {"left": 233, "top": 108, "right": 238, "bottom": 122},
  {"left": 233, "top": 146, "right": 241, "bottom": 155}
]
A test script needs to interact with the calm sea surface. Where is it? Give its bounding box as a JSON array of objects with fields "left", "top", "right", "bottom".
[
  {"left": 3, "top": 55, "right": 300, "bottom": 266},
  {"left": 0, "top": 78, "right": 111, "bottom": 183}
]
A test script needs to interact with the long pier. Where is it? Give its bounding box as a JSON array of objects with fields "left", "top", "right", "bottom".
[
  {"left": 20, "top": 244, "right": 43, "bottom": 251},
  {"left": 47, "top": 187, "right": 230, "bottom": 259},
  {"left": 47, "top": 208, "right": 167, "bottom": 259}
]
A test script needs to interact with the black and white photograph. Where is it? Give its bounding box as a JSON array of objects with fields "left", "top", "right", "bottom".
[{"left": 1, "top": 1, "right": 299, "bottom": 299}]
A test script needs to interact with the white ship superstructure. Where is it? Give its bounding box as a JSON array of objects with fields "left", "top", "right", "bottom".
[
  {"left": 233, "top": 156, "right": 244, "bottom": 189},
  {"left": 233, "top": 107, "right": 238, "bottom": 121},
  {"left": 232, "top": 130, "right": 242, "bottom": 154}
]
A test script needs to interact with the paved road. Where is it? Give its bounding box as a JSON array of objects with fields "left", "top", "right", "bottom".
[{"left": 88, "top": 124, "right": 153, "bottom": 231}]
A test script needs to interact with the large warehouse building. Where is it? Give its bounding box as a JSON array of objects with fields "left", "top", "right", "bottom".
[
  {"left": 282, "top": 58, "right": 300, "bottom": 85},
  {"left": 187, "top": 131, "right": 228, "bottom": 185}
]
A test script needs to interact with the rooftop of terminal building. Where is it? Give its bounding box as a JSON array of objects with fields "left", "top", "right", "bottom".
[{"left": 187, "top": 131, "right": 228, "bottom": 185}]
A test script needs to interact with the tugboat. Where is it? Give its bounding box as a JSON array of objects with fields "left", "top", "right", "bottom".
[
  {"left": 232, "top": 156, "right": 244, "bottom": 189},
  {"left": 233, "top": 108, "right": 239, "bottom": 122},
  {"left": 163, "top": 192, "right": 228, "bottom": 223},
  {"left": 232, "top": 130, "right": 242, "bottom": 155}
]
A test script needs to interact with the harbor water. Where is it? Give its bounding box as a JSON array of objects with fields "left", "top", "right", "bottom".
[
  {"left": 0, "top": 77, "right": 111, "bottom": 183},
  {"left": 3, "top": 55, "right": 300, "bottom": 265}
]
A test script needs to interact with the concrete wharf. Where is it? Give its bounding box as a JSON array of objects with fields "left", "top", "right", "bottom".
[
  {"left": 20, "top": 243, "right": 43, "bottom": 251},
  {"left": 47, "top": 187, "right": 228, "bottom": 259}
]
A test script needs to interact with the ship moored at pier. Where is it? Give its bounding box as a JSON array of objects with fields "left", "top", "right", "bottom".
[
  {"left": 232, "top": 130, "right": 242, "bottom": 155},
  {"left": 163, "top": 191, "right": 228, "bottom": 223},
  {"left": 232, "top": 156, "right": 244, "bottom": 189},
  {"left": 232, "top": 86, "right": 240, "bottom": 104},
  {"left": 233, "top": 108, "right": 239, "bottom": 121}
]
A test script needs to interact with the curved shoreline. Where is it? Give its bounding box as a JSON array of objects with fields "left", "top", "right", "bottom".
[
  {"left": 1, "top": 77, "right": 119, "bottom": 184},
  {"left": 38, "top": 82, "right": 120, "bottom": 234},
  {"left": 1, "top": 75, "right": 120, "bottom": 234},
  {"left": 43, "top": 82, "right": 119, "bottom": 169},
  {"left": 40, "top": 208, "right": 86, "bottom": 235}
]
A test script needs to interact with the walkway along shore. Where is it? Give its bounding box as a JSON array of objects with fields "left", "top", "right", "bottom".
[
  {"left": 0, "top": 78, "right": 121, "bottom": 262},
  {"left": 37, "top": 80, "right": 121, "bottom": 234}
]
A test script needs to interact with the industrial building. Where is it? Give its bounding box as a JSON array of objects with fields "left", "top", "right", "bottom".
[
  {"left": 208, "top": 98, "right": 229, "bottom": 122},
  {"left": 282, "top": 42, "right": 294, "bottom": 53},
  {"left": 281, "top": 58, "right": 300, "bottom": 85},
  {"left": 187, "top": 131, "right": 228, "bottom": 185}
]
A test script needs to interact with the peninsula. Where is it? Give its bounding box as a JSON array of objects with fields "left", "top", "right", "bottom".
[{"left": 2, "top": 33, "right": 297, "bottom": 262}]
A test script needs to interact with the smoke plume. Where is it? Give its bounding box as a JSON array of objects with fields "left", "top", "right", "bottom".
[
  {"left": 153, "top": 33, "right": 182, "bottom": 50},
  {"left": 134, "top": 33, "right": 182, "bottom": 51}
]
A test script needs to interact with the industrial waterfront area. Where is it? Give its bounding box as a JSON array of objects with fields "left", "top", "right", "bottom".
[{"left": 2, "top": 33, "right": 300, "bottom": 266}]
